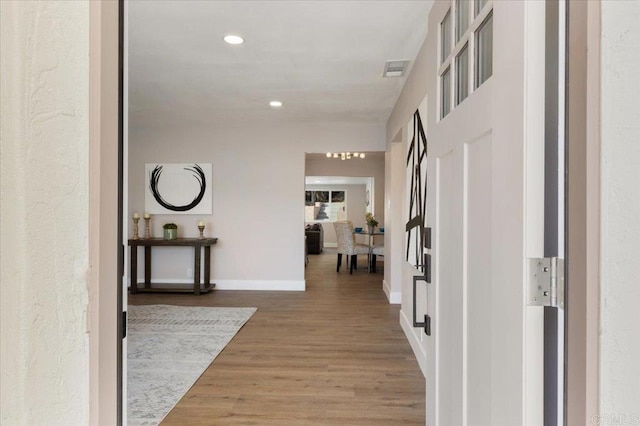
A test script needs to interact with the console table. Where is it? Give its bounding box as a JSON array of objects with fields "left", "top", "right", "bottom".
[{"left": 128, "top": 237, "right": 218, "bottom": 295}]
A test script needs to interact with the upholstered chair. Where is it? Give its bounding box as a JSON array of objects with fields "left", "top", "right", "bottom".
[
  {"left": 333, "top": 221, "right": 370, "bottom": 274},
  {"left": 371, "top": 245, "right": 384, "bottom": 273}
]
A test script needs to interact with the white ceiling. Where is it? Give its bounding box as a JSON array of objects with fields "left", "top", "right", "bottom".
[{"left": 128, "top": 1, "right": 433, "bottom": 129}]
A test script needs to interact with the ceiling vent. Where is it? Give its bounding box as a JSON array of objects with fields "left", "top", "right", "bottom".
[{"left": 383, "top": 60, "right": 410, "bottom": 77}]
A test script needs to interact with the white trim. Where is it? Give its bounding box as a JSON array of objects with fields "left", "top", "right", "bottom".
[
  {"left": 131, "top": 278, "right": 306, "bottom": 291},
  {"left": 122, "top": 1, "right": 130, "bottom": 422},
  {"left": 400, "top": 309, "right": 427, "bottom": 378},
  {"left": 127, "top": 278, "right": 306, "bottom": 291},
  {"left": 323, "top": 242, "right": 337, "bottom": 248},
  {"left": 215, "top": 280, "right": 305, "bottom": 291},
  {"left": 383, "top": 280, "right": 401, "bottom": 304},
  {"left": 89, "top": 2, "right": 120, "bottom": 424}
]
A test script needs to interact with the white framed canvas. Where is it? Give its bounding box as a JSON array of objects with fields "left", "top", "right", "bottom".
[{"left": 144, "top": 163, "right": 212, "bottom": 214}]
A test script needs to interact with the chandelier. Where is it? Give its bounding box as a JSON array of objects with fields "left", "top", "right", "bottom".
[{"left": 326, "top": 152, "right": 366, "bottom": 160}]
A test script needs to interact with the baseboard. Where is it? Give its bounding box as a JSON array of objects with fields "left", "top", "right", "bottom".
[
  {"left": 215, "top": 280, "right": 305, "bottom": 291},
  {"left": 382, "top": 280, "right": 401, "bottom": 304},
  {"left": 323, "top": 242, "right": 337, "bottom": 248},
  {"left": 131, "top": 278, "right": 306, "bottom": 291},
  {"left": 400, "top": 309, "right": 427, "bottom": 378}
]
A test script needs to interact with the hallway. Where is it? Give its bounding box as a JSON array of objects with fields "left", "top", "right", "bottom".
[{"left": 129, "top": 251, "right": 425, "bottom": 425}]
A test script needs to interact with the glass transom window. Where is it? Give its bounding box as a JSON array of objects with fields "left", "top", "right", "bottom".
[{"left": 438, "top": 0, "right": 493, "bottom": 120}]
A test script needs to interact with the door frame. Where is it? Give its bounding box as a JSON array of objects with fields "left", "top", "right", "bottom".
[
  {"left": 565, "top": 0, "right": 600, "bottom": 423},
  {"left": 86, "top": 0, "right": 602, "bottom": 423},
  {"left": 88, "top": 1, "right": 122, "bottom": 424}
]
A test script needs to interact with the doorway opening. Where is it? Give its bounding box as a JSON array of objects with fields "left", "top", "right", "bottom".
[{"left": 304, "top": 152, "right": 386, "bottom": 278}]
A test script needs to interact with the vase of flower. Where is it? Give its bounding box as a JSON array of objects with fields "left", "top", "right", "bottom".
[
  {"left": 365, "top": 212, "right": 378, "bottom": 234},
  {"left": 163, "top": 223, "right": 178, "bottom": 240}
]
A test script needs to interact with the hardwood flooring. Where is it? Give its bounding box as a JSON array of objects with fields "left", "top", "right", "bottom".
[{"left": 129, "top": 250, "right": 425, "bottom": 425}]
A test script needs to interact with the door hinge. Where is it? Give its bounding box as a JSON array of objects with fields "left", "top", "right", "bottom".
[
  {"left": 122, "top": 311, "right": 127, "bottom": 339},
  {"left": 528, "top": 258, "right": 564, "bottom": 308}
]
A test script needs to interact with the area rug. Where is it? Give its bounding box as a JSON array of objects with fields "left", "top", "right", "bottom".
[{"left": 127, "top": 305, "right": 256, "bottom": 426}]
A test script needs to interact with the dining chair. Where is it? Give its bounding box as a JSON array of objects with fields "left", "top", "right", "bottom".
[
  {"left": 333, "top": 221, "right": 370, "bottom": 274},
  {"left": 371, "top": 245, "right": 384, "bottom": 273}
]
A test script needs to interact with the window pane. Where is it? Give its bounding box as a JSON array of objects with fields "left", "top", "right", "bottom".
[
  {"left": 456, "top": 44, "right": 469, "bottom": 105},
  {"left": 305, "top": 206, "right": 317, "bottom": 222},
  {"left": 305, "top": 190, "right": 347, "bottom": 221},
  {"left": 441, "top": 10, "right": 451, "bottom": 63},
  {"left": 329, "top": 202, "right": 346, "bottom": 221},
  {"left": 314, "top": 202, "right": 330, "bottom": 220},
  {"left": 456, "top": 0, "right": 470, "bottom": 42},
  {"left": 474, "top": 0, "right": 487, "bottom": 17},
  {"left": 475, "top": 11, "right": 493, "bottom": 88},
  {"left": 331, "top": 191, "right": 345, "bottom": 203},
  {"left": 314, "top": 191, "right": 329, "bottom": 203},
  {"left": 441, "top": 67, "right": 451, "bottom": 118}
]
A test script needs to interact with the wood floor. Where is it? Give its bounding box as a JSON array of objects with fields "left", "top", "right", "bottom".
[{"left": 129, "top": 250, "right": 425, "bottom": 425}]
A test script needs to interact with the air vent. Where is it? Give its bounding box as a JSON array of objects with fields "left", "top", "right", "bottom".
[{"left": 383, "top": 60, "right": 410, "bottom": 77}]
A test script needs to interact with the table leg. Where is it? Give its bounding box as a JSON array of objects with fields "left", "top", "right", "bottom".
[
  {"left": 194, "top": 245, "right": 201, "bottom": 295},
  {"left": 130, "top": 246, "right": 138, "bottom": 294},
  {"left": 204, "top": 246, "right": 211, "bottom": 285},
  {"left": 368, "top": 234, "right": 373, "bottom": 273},
  {"left": 144, "top": 246, "right": 152, "bottom": 289}
]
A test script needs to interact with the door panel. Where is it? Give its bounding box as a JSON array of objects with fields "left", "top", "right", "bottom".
[
  {"left": 435, "top": 151, "right": 463, "bottom": 426},
  {"left": 465, "top": 135, "right": 492, "bottom": 425},
  {"left": 425, "top": 1, "right": 545, "bottom": 424}
]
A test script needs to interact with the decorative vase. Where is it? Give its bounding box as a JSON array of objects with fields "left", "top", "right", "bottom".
[
  {"left": 164, "top": 229, "right": 177, "bottom": 240},
  {"left": 367, "top": 224, "right": 375, "bottom": 234}
]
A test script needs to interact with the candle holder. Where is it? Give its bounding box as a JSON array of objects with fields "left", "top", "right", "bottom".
[
  {"left": 132, "top": 217, "right": 140, "bottom": 240},
  {"left": 144, "top": 217, "right": 151, "bottom": 239},
  {"left": 198, "top": 224, "right": 205, "bottom": 239}
]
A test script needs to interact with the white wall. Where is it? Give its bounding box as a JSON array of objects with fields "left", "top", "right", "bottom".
[
  {"left": 393, "top": 118, "right": 429, "bottom": 373},
  {"left": 383, "top": 142, "right": 405, "bottom": 304},
  {"left": 128, "top": 123, "right": 385, "bottom": 290},
  {"left": 599, "top": 0, "right": 640, "bottom": 419},
  {"left": 305, "top": 184, "right": 367, "bottom": 246},
  {"left": 384, "top": 3, "right": 431, "bottom": 373},
  {"left": 0, "top": 1, "right": 90, "bottom": 424}
]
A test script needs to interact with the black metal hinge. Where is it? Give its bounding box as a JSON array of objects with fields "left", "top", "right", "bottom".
[{"left": 122, "top": 311, "right": 127, "bottom": 339}]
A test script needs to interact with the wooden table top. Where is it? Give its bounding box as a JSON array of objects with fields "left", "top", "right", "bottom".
[{"left": 128, "top": 237, "right": 218, "bottom": 246}]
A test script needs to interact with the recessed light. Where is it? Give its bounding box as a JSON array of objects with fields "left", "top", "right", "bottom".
[
  {"left": 223, "top": 35, "right": 244, "bottom": 45},
  {"left": 269, "top": 101, "right": 283, "bottom": 108}
]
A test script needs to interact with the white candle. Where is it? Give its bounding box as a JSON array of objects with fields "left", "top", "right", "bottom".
[
  {"left": 143, "top": 212, "right": 150, "bottom": 219},
  {"left": 198, "top": 220, "right": 205, "bottom": 227},
  {"left": 133, "top": 212, "right": 139, "bottom": 219}
]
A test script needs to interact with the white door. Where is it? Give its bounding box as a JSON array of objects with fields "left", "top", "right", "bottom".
[{"left": 424, "top": 1, "right": 548, "bottom": 424}]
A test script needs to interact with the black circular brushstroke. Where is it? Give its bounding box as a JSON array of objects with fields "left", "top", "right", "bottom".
[{"left": 149, "top": 164, "right": 207, "bottom": 212}]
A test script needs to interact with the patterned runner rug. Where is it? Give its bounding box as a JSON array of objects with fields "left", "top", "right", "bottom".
[{"left": 127, "top": 305, "right": 256, "bottom": 425}]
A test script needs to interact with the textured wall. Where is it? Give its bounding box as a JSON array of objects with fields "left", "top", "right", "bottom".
[
  {"left": 0, "top": 1, "right": 90, "bottom": 424},
  {"left": 600, "top": 0, "right": 640, "bottom": 419}
]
